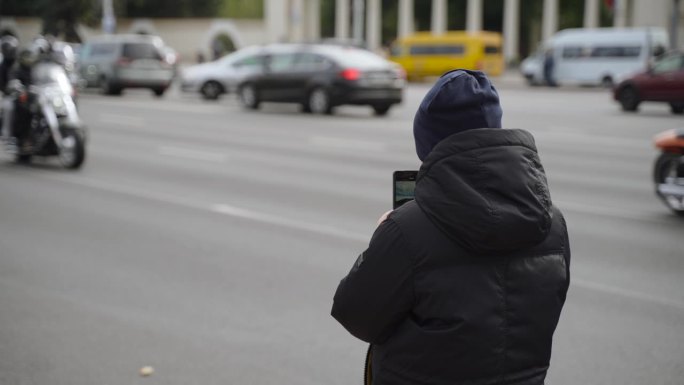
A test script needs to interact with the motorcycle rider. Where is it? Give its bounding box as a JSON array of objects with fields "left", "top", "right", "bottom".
[
  {"left": 1, "top": 35, "right": 19, "bottom": 140},
  {"left": 2, "top": 45, "right": 39, "bottom": 150},
  {"left": 1, "top": 35, "right": 19, "bottom": 92}
]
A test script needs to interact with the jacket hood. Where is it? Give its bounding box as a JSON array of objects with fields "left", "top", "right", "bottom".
[
  {"left": 414, "top": 70, "right": 502, "bottom": 161},
  {"left": 414, "top": 128, "right": 552, "bottom": 255}
]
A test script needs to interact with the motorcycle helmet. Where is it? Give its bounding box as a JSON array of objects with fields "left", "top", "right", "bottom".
[
  {"left": 1, "top": 35, "right": 19, "bottom": 62},
  {"left": 31, "top": 36, "right": 51, "bottom": 59}
]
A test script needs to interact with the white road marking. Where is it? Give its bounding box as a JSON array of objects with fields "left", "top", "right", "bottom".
[
  {"left": 535, "top": 130, "right": 647, "bottom": 151},
  {"left": 98, "top": 113, "right": 145, "bottom": 128},
  {"left": 211, "top": 204, "right": 368, "bottom": 243},
  {"left": 157, "top": 146, "right": 227, "bottom": 163},
  {"left": 89, "top": 98, "right": 224, "bottom": 114},
  {"left": 556, "top": 200, "right": 651, "bottom": 221},
  {"left": 573, "top": 278, "right": 684, "bottom": 311},
  {"left": 309, "top": 136, "right": 387, "bottom": 152},
  {"left": 25, "top": 170, "right": 683, "bottom": 312}
]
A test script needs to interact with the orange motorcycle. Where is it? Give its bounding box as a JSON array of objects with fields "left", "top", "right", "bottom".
[{"left": 653, "top": 129, "right": 684, "bottom": 216}]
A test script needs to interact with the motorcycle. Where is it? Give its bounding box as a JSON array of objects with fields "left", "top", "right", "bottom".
[
  {"left": 653, "top": 128, "right": 684, "bottom": 216},
  {"left": 1, "top": 61, "right": 86, "bottom": 169}
]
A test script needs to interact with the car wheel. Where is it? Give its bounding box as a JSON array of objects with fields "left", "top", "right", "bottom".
[
  {"left": 153, "top": 87, "right": 166, "bottom": 97},
  {"left": 618, "top": 87, "right": 640, "bottom": 112},
  {"left": 653, "top": 152, "right": 684, "bottom": 216},
  {"left": 301, "top": 103, "right": 312, "bottom": 113},
  {"left": 201, "top": 81, "right": 223, "bottom": 100},
  {"left": 100, "top": 78, "right": 121, "bottom": 96},
  {"left": 15, "top": 154, "right": 32, "bottom": 164},
  {"left": 308, "top": 88, "right": 333, "bottom": 115},
  {"left": 670, "top": 103, "right": 684, "bottom": 115},
  {"left": 372, "top": 104, "right": 391, "bottom": 116},
  {"left": 239, "top": 84, "right": 260, "bottom": 109},
  {"left": 58, "top": 128, "right": 86, "bottom": 169}
]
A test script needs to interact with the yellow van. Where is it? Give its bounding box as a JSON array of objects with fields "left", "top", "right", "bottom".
[{"left": 389, "top": 31, "right": 505, "bottom": 80}]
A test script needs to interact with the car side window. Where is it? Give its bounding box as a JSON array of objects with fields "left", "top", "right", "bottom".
[
  {"left": 233, "top": 55, "right": 265, "bottom": 70},
  {"left": 267, "top": 53, "right": 298, "bottom": 73},
  {"left": 294, "top": 53, "right": 331, "bottom": 72},
  {"left": 653, "top": 55, "right": 683, "bottom": 74},
  {"left": 90, "top": 43, "right": 117, "bottom": 58}
]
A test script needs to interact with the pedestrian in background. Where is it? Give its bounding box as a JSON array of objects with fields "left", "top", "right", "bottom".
[
  {"left": 544, "top": 48, "right": 557, "bottom": 87},
  {"left": 332, "top": 70, "right": 570, "bottom": 385}
]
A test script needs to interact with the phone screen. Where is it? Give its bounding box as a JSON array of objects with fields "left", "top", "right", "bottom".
[{"left": 393, "top": 171, "right": 418, "bottom": 209}]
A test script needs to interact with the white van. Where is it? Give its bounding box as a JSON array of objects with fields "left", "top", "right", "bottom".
[{"left": 521, "top": 28, "right": 669, "bottom": 87}]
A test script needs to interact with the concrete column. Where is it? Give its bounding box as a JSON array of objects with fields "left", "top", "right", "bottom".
[
  {"left": 431, "top": 0, "right": 447, "bottom": 35},
  {"left": 398, "top": 0, "right": 414, "bottom": 38},
  {"left": 305, "top": 0, "right": 321, "bottom": 41},
  {"left": 366, "top": 0, "right": 381, "bottom": 51},
  {"left": 503, "top": 0, "right": 520, "bottom": 63},
  {"left": 614, "top": 0, "right": 628, "bottom": 28},
  {"left": 583, "top": 0, "right": 599, "bottom": 28},
  {"left": 265, "top": 0, "right": 289, "bottom": 43},
  {"left": 290, "top": 0, "right": 305, "bottom": 42},
  {"left": 542, "top": 0, "right": 558, "bottom": 41},
  {"left": 352, "top": 0, "right": 364, "bottom": 44},
  {"left": 335, "top": 0, "right": 350, "bottom": 39},
  {"left": 672, "top": 0, "right": 681, "bottom": 49},
  {"left": 466, "top": 0, "right": 483, "bottom": 33}
]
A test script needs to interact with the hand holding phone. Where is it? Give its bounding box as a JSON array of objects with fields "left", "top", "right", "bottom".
[{"left": 393, "top": 170, "right": 418, "bottom": 209}]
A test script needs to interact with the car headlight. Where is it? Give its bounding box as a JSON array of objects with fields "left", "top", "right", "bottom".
[{"left": 51, "top": 96, "right": 68, "bottom": 116}]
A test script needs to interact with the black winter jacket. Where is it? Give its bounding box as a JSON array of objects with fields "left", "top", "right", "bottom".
[{"left": 332, "top": 128, "right": 570, "bottom": 385}]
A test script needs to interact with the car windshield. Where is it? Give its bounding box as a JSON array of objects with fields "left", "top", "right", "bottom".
[
  {"left": 320, "top": 47, "right": 391, "bottom": 69},
  {"left": 653, "top": 54, "right": 683, "bottom": 74}
]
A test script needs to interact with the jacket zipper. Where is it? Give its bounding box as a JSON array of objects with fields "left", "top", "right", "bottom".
[{"left": 364, "top": 344, "right": 372, "bottom": 385}]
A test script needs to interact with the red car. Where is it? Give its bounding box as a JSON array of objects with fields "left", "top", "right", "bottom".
[{"left": 613, "top": 52, "right": 684, "bottom": 114}]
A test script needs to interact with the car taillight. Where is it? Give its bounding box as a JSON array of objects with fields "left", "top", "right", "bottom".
[
  {"left": 341, "top": 68, "right": 361, "bottom": 81},
  {"left": 396, "top": 67, "right": 407, "bottom": 79}
]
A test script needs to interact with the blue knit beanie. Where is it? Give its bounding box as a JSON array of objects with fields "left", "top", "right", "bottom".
[{"left": 413, "top": 70, "right": 503, "bottom": 160}]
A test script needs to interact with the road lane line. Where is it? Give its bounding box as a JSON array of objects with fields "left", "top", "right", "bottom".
[
  {"left": 556, "top": 200, "right": 661, "bottom": 222},
  {"left": 157, "top": 146, "right": 227, "bottom": 163},
  {"left": 22, "top": 170, "right": 683, "bottom": 312},
  {"left": 31, "top": 172, "right": 369, "bottom": 244},
  {"left": 309, "top": 136, "right": 387, "bottom": 152},
  {"left": 211, "top": 204, "right": 368, "bottom": 243},
  {"left": 535, "top": 130, "right": 647, "bottom": 151},
  {"left": 573, "top": 278, "right": 684, "bottom": 311},
  {"left": 98, "top": 113, "right": 145, "bottom": 128}
]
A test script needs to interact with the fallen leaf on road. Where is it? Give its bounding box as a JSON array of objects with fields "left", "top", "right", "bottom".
[{"left": 139, "top": 366, "right": 155, "bottom": 377}]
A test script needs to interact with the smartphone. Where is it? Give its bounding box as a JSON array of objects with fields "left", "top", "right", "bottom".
[{"left": 393, "top": 171, "right": 418, "bottom": 209}]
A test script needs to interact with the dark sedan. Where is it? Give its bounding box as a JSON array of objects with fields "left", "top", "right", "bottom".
[
  {"left": 614, "top": 51, "right": 684, "bottom": 114},
  {"left": 236, "top": 44, "right": 405, "bottom": 116}
]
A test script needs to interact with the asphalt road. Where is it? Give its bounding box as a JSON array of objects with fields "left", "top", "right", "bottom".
[{"left": 1, "top": 77, "right": 683, "bottom": 385}]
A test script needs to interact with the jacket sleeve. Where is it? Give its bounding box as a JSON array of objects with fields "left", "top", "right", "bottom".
[{"left": 331, "top": 218, "right": 414, "bottom": 344}]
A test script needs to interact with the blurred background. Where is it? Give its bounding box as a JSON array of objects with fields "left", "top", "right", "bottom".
[{"left": 0, "top": 1, "right": 683, "bottom": 384}]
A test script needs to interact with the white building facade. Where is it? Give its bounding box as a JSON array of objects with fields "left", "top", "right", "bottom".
[
  {"left": 265, "top": 0, "right": 684, "bottom": 62},
  {"left": 1, "top": 0, "right": 682, "bottom": 64}
]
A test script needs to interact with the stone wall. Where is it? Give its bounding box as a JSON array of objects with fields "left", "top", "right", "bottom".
[{"left": 0, "top": 17, "right": 268, "bottom": 64}]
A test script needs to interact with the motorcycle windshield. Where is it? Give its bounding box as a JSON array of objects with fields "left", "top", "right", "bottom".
[{"left": 32, "top": 63, "right": 73, "bottom": 94}]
